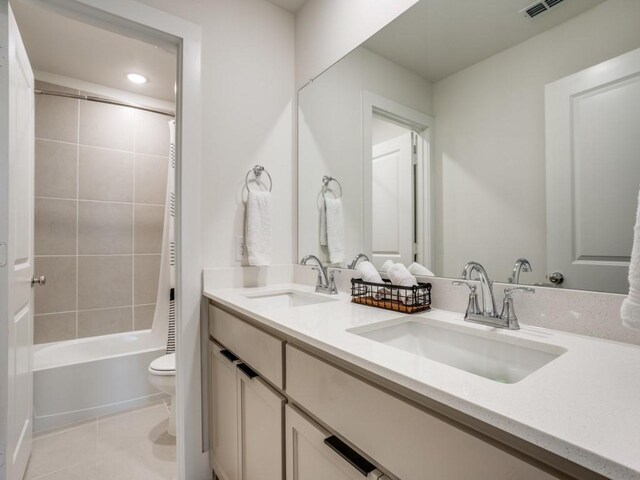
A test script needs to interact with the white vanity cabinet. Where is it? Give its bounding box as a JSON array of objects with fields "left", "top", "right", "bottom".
[
  {"left": 286, "top": 405, "right": 389, "bottom": 480},
  {"left": 209, "top": 341, "right": 285, "bottom": 480}
]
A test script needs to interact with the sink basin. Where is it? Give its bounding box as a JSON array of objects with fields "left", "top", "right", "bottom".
[
  {"left": 349, "top": 318, "right": 566, "bottom": 383},
  {"left": 244, "top": 290, "right": 338, "bottom": 309}
]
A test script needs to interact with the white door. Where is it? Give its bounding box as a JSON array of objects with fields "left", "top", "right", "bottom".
[
  {"left": 546, "top": 47, "right": 640, "bottom": 293},
  {"left": 370, "top": 132, "right": 414, "bottom": 268},
  {"left": 0, "top": 5, "right": 35, "bottom": 480}
]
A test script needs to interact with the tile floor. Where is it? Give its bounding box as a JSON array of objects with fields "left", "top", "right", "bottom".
[{"left": 24, "top": 401, "right": 176, "bottom": 480}]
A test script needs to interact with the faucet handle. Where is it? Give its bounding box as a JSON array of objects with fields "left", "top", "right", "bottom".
[
  {"left": 504, "top": 286, "right": 535, "bottom": 298},
  {"left": 500, "top": 287, "right": 534, "bottom": 329},
  {"left": 452, "top": 281, "right": 481, "bottom": 317}
]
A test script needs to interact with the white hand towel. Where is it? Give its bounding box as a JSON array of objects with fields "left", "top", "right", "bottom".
[
  {"left": 246, "top": 190, "right": 272, "bottom": 266},
  {"left": 325, "top": 197, "right": 345, "bottom": 264},
  {"left": 380, "top": 260, "right": 394, "bottom": 272},
  {"left": 622, "top": 188, "right": 640, "bottom": 329},
  {"left": 319, "top": 197, "right": 328, "bottom": 246},
  {"left": 408, "top": 262, "right": 434, "bottom": 277}
]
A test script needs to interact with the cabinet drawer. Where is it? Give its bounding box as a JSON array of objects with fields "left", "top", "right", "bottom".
[
  {"left": 286, "top": 345, "right": 556, "bottom": 480},
  {"left": 209, "top": 304, "right": 284, "bottom": 389}
]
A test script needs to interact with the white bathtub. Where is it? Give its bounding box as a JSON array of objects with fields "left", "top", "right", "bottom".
[{"left": 33, "top": 330, "right": 166, "bottom": 432}]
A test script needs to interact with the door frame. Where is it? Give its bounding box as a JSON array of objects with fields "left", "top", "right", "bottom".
[
  {"left": 362, "top": 91, "right": 434, "bottom": 269},
  {"left": 13, "top": 1, "right": 205, "bottom": 478}
]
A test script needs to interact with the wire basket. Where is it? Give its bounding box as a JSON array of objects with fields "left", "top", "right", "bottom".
[{"left": 351, "top": 278, "right": 432, "bottom": 314}]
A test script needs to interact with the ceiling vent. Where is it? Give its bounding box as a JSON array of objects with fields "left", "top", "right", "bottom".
[{"left": 520, "top": 0, "right": 566, "bottom": 18}]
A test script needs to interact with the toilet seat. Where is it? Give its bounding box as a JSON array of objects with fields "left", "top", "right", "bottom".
[{"left": 149, "top": 353, "right": 175, "bottom": 376}]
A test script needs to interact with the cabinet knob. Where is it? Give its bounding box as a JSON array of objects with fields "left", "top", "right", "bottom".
[{"left": 31, "top": 275, "right": 46, "bottom": 287}]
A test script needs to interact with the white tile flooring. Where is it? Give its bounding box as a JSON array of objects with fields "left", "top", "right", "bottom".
[{"left": 25, "top": 401, "right": 176, "bottom": 480}]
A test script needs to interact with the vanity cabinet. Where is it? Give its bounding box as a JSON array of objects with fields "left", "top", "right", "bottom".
[
  {"left": 209, "top": 341, "right": 285, "bottom": 480},
  {"left": 286, "top": 405, "right": 389, "bottom": 480}
]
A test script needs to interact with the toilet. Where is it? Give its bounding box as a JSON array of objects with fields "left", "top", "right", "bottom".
[{"left": 148, "top": 353, "right": 176, "bottom": 436}]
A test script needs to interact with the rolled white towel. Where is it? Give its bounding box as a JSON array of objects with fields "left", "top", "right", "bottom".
[
  {"left": 388, "top": 263, "right": 418, "bottom": 287},
  {"left": 388, "top": 263, "right": 418, "bottom": 305},
  {"left": 408, "top": 262, "right": 434, "bottom": 277},
  {"left": 380, "top": 260, "right": 394, "bottom": 272},
  {"left": 622, "top": 188, "right": 640, "bottom": 329},
  {"left": 356, "top": 261, "right": 386, "bottom": 299}
]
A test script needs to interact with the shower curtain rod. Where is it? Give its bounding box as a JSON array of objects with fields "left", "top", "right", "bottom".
[{"left": 34, "top": 89, "right": 175, "bottom": 118}]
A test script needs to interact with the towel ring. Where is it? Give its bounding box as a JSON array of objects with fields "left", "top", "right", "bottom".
[
  {"left": 322, "top": 175, "right": 342, "bottom": 199},
  {"left": 245, "top": 165, "right": 272, "bottom": 192}
]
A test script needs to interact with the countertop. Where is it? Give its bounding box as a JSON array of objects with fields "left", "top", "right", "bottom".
[{"left": 204, "top": 283, "right": 640, "bottom": 479}]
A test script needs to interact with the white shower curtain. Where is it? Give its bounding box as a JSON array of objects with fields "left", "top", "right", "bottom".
[{"left": 151, "top": 119, "right": 176, "bottom": 353}]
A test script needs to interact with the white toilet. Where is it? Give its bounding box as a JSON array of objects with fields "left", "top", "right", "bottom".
[{"left": 148, "top": 352, "right": 176, "bottom": 436}]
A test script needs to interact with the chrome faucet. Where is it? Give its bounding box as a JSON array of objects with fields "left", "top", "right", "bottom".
[
  {"left": 300, "top": 255, "right": 339, "bottom": 294},
  {"left": 461, "top": 262, "right": 496, "bottom": 316},
  {"left": 347, "top": 253, "right": 370, "bottom": 270},
  {"left": 508, "top": 258, "right": 532, "bottom": 284},
  {"left": 454, "top": 261, "right": 534, "bottom": 330}
]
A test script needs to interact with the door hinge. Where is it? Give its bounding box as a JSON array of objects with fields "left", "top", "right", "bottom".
[
  {"left": 0, "top": 242, "right": 6, "bottom": 267},
  {"left": 412, "top": 243, "right": 419, "bottom": 255}
]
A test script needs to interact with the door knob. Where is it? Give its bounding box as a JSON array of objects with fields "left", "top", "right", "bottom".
[
  {"left": 548, "top": 272, "right": 564, "bottom": 285},
  {"left": 31, "top": 275, "right": 46, "bottom": 287}
]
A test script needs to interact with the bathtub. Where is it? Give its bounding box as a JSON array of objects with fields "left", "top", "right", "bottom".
[{"left": 33, "top": 330, "right": 166, "bottom": 432}]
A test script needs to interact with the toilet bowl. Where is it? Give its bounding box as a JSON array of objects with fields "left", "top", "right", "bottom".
[{"left": 148, "top": 353, "right": 176, "bottom": 436}]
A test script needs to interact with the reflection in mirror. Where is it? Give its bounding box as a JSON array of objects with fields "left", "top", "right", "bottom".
[{"left": 297, "top": 0, "right": 640, "bottom": 293}]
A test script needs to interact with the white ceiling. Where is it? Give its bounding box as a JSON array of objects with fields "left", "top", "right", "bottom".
[
  {"left": 11, "top": 0, "right": 176, "bottom": 102},
  {"left": 364, "top": 0, "right": 606, "bottom": 83},
  {"left": 265, "top": 0, "right": 309, "bottom": 13}
]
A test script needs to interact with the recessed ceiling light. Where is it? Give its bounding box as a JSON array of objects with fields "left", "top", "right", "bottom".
[{"left": 126, "top": 73, "right": 148, "bottom": 84}]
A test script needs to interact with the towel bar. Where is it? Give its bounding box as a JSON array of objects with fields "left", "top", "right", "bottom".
[
  {"left": 245, "top": 165, "right": 272, "bottom": 192},
  {"left": 322, "top": 175, "right": 342, "bottom": 198}
]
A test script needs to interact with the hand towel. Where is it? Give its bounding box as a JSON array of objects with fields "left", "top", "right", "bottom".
[
  {"left": 408, "top": 262, "right": 434, "bottom": 277},
  {"left": 380, "top": 260, "right": 394, "bottom": 272},
  {"left": 325, "top": 197, "right": 345, "bottom": 264},
  {"left": 319, "top": 196, "right": 328, "bottom": 246},
  {"left": 622, "top": 188, "right": 640, "bottom": 329},
  {"left": 246, "top": 190, "right": 272, "bottom": 266},
  {"left": 388, "top": 263, "right": 418, "bottom": 305},
  {"left": 357, "top": 261, "right": 386, "bottom": 299}
]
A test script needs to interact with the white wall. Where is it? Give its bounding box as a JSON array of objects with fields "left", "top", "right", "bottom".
[
  {"left": 298, "top": 47, "right": 431, "bottom": 264},
  {"left": 432, "top": 0, "right": 640, "bottom": 282},
  {"left": 295, "top": 0, "right": 419, "bottom": 88},
  {"left": 137, "top": 0, "right": 296, "bottom": 269}
]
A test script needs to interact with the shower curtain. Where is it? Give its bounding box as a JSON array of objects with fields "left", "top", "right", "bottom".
[{"left": 151, "top": 119, "right": 176, "bottom": 353}]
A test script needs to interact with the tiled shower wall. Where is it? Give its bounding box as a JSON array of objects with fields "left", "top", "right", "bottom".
[{"left": 34, "top": 81, "right": 170, "bottom": 344}]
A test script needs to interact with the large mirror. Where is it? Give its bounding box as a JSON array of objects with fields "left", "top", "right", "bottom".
[{"left": 297, "top": 0, "right": 640, "bottom": 294}]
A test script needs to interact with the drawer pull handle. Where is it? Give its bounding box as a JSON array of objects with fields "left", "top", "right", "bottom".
[
  {"left": 236, "top": 363, "right": 258, "bottom": 379},
  {"left": 324, "top": 435, "right": 376, "bottom": 476},
  {"left": 220, "top": 349, "right": 239, "bottom": 363}
]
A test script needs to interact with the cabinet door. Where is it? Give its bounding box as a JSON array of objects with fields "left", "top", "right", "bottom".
[
  {"left": 211, "top": 344, "right": 240, "bottom": 480},
  {"left": 286, "top": 405, "right": 385, "bottom": 480},
  {"left": 237, "top": 364, "right": 285, "bottom": 480}
]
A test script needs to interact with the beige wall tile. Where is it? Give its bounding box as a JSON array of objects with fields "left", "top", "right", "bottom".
[
  {"left": 35, "top": 140, "right": 78, "bottom": 199},
  {"left": 134, "top": 205, "right": 164, "bottom": 254},
  {"left": 78, "top": 256, "right": 133, "bottom": 310},
  {"left": 78, "top": 201, "right": 133, "bottom": 255},
  {"left": 134, "top": 255, "right": 161, "bottom": 305},
  {"left": 79, "top": 101, "right": 135, "bottom": 151},
  {"left": 78, "top": 146, "right": 134, "bottom": 202},
  {"left": 34, "top": 312, "right": 76, "bottom": 344},
  {"left": 34, "top": 257, "right": 77, "bottom": 315},
  {"left": 135, "top": 154, "right": 168, "bottom": 205},
  {"left": 35, "top": 199, "right": 77, "bottom": 256},
  {"left": 35, "top": 94, "right": 78, "bottom": 143},
  {"left": 135, "top": 110, "right": 171, "bottom": 157},
  {"left": 78, "top": 307, "right": 132, "bottom": 338},
  {"left": 134, "top": 304, "right": 155, "bottom": 330}
]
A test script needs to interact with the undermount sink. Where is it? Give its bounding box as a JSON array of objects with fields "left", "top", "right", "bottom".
[
  {"left": 348, "top": 318, "right": 566, "bottom": 383},
  {"left": 244, "top": 290, "right": 338, "bottom": 309}
]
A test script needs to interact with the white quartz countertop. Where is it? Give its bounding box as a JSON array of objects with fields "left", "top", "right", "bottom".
[{"left": 204, "top": 283, "right": 640, "bottom": 479}]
